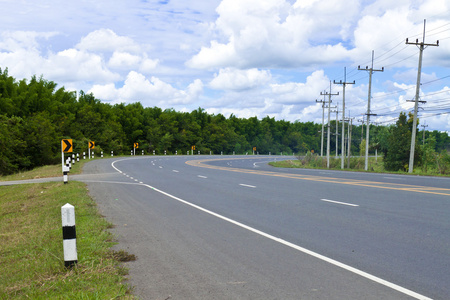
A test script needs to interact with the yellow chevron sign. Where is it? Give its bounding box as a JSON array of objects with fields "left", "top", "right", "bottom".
[{"left": 62, "top": 139, "right": 73, "bottom": 153}]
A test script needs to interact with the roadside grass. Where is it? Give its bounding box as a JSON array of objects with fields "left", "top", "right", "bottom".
[
  {"left": 0, "top": 161, "right": 85, "bottom": 182},
  {"left": 270, "top": 156, "right": 383, "bottom": 172},
  {"left": 0, "top": 181, "right": 135, "bottom": 299},
  {"left": 270, "top": 155, "right": 449, "bottom": 176}
]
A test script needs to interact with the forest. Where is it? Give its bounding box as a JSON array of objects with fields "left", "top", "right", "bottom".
[{"left": 1, "top": 67, "right": 449, "bottom": 175}]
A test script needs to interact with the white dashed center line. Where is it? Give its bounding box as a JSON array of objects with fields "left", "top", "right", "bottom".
[
  {"left": 320, "top": 199, "right": 359, "bottom": 207},
  {"left": 239, "top": 184, "right": 256, "bottom": 188}
]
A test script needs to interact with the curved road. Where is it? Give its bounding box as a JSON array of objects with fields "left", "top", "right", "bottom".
[{"left": 79, "top": 155, "right": 449, "bottom": 300}]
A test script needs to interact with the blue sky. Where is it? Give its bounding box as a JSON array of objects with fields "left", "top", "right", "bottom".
[{"left": 1, "top": 0, "right": 449, "bottom": 131}]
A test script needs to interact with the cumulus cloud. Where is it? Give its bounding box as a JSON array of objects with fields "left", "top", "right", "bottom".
[
  {"left": 0, "top": 31, "right": 58, "bottom": 51},
  {"left": 76, "top": 29, "right": 141, "bottom": 53},
  {"left": 209, "top": 68, "right": 271, "bottom": 91},
  {"left": 47, "top": 48, "right": 120, "bottom": 83},
  {"left": 88, "top": 71, "right": 203, "bottom": 106},
  {"left": 270, "top": 70, "right": 329, "bottom": 104},
  {"left": 187, "top": 0, "right": 358, "bottom": 70}
]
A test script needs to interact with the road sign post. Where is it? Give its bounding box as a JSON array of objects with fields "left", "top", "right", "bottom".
[
  {"left": 61, "top": 139, "right": 73, "bottom": 173},
  {"left": 88, "top": 141, "right": 95, "bottom": 159}
]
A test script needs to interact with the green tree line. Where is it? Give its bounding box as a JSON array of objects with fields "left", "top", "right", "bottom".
[{"left": 1, "top": 68, "right": 449, "bottom": 175}]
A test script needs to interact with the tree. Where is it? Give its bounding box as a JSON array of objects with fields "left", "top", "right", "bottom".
[{"left": 383, "top": 112, "right": 421, "bottom": 171}]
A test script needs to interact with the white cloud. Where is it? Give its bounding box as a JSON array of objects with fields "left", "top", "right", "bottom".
[
  {"left": 0, "top": 30, "right": 58, "bottom": 51},
  {"left": 47, "top": 48, "right": 120, "bottom": 83},
  {"left": 209, "top": 68, "right": 271, "bottom": 91},
  {"left": 270, "top": 70, "right": 329, "bottom": 104},
  {"left": 88, "top": 71, "right": 203, "bottom": 106},
  {"left": 88, "top": 83, "right": 117, "bottom": 101},
  {"left": 187, "top": 0, "right": 358, "bottom": 70},
  {"left": 139, "top": 56, "right": 160, "bottom": 73},
  {"left": 76, "top": 29, "right": 141, "bottom": 53},
  {"left": 108, "top": 51, "right": 141, "bottom": 69}
]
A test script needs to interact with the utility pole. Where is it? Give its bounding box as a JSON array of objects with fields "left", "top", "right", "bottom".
[
  {"left": 421, "top": 124, "right": 428, "bottom": 145},
  {"left": 316, "top": 93, "right": 326, "bottom": 157},
  {"left": 335, "top": 104, "right": 339, "bottom": 158},
  {"left": 359, "top": 50, "right": 384, "bottom": 171},
  {"left": 406, "top": 19, "right": 439, "bottom": 173},
  {"left": 347, "top": 115, "right": 353, "bottom": 169},
  {"left": 358, "top": 117, "right": 364, "bottom": 144},
  {"left": 334, "top": 67, "right": 355, "bottom": 169},
  {"left": 321, "top": 81, "right": 339, "bottom": 168}
]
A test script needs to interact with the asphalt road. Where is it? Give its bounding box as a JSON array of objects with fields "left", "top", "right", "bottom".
[{"left": 76, "top": 155, "right": 450, "bottom": 299}]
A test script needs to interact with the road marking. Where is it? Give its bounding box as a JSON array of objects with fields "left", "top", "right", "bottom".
[
  {"left": 137, "top": 181, "right": 431, "bottom": 300},
  {"left": 173, "top": 170, "right": 179, "bottom": 173},
  {"left": 159, "top": 166, "right": 163, "bottom": 169},
  {"left": 320, "top": 199, "right": 359, "bottom": 207},
  {"left": 110, "top": 158, "right": 431, "bottom": 299},
  {"left": 197, "top": 175, "right": 207, "bottom": 178},
  {"left": 240, "top": 184, "right": 256, "bottom": 188},
  {"left": 186, "top": 158, "right": 450, "bottom": 196}
]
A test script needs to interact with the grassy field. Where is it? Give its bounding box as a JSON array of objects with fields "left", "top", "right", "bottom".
[
  {"left": 0, "top": 160, "right": 85, "bottom": 181},
  {"left": 0, "top": 171, "right": 135, "bottom": 298},
  {"left": 270, "top": 155, "right": 450, "bottom": 176},
  {"left": 270, "top": 156, "right": 384, "bottom": 172}
]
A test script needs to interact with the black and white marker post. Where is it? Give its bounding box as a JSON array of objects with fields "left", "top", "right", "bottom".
[
  {"left": 61, "top": 203, "right": 78, "bottom": 268},
  {"left": 63, "top": 165, "right": 69, "bottom": 184}
]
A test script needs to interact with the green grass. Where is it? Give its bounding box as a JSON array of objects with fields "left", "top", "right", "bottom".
[
  {"left": 0, "top": 159, "right": 86, "bottom": 182},
  {"left": 270, "top": 156, "right": 383, "bottom": 171},
  {"left": 0, "top": 180, "right": 135, "bottom": 299},
  {"left": 270, "top": 155, "right": 450, "bottom": 176}
]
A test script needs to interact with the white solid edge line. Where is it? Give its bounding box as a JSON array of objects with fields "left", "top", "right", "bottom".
[
  {"left": 321, "top": 199, "right": 359, "bottom": 207},
  {"left": 110, "top": 158, "right": 431, "bottom": 300}
]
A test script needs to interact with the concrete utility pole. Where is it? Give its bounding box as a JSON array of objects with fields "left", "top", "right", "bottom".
[
  {"left": 347, "top": 115, "right": 353, "bottom": 169},
  {"left": 335, "top": 105, "right": 339, "bottom": 158},
  {"left": 358, "top": 117, "right": 365, "bottom": 144},
  {"left": 321, "top": 81, "right": 339, "bottom": 168},
  {"left": 421, "top": 124, "right": 428, "bottom": 145},
  {"left": 334, "top": 67, "right": 355, "bottom": 169},
  {"left": 316, "top": 93, "right": 326, "bottom": 157},
  {"left": 358, "top": 51, "right": 384, "bottom": 171},
  {"left": 406, "top": 19, "right": 439, "bottom": 173}
]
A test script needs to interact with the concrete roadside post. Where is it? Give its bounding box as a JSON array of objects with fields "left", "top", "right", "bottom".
[
  {"left": 61, "top": 203, "right": 77, "bottom": 268},
  {"left": 63, "top": 165, "right": 69, "bottom": 184}
]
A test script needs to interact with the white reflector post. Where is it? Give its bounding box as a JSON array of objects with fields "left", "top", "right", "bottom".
[{"left": 61, "top": 203, "right": 77, "bottom": 268}]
